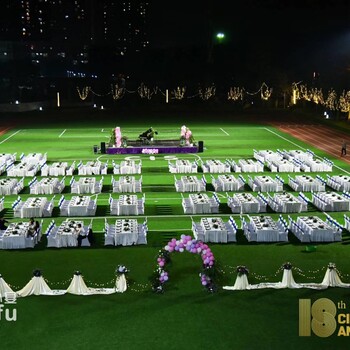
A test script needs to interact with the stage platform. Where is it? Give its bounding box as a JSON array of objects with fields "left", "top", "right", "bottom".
[{"left": 106, "top": 139, "right": 199, "bottom": 155}]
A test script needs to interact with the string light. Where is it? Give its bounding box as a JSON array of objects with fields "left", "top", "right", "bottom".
[
  {"left": 172, "top": 86, "right": 186, "bottom": 100},
  {"left": 111, "top": 84, "right": 125, "bottom": 100},
  {"left": 199, "top": 85, "right": 216, "bottom": 100},
  {"left": 77, "top": 86, "right": 90, "bottom": 100},
  {"left": 227, "top": 87, "right": 244, "bottom": 101}
]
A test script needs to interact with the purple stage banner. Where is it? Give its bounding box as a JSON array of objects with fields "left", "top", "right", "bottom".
[{"left": 106, "top": 146, "right": 198, "bottom": 154}]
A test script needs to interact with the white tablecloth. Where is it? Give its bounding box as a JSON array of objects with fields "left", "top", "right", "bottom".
[
  {"left": 7, "top": 163, "right": 39, "bottom": 177},
  {"left": 238, "top": 159, "right": 263, "bottom": 172},
  {"left": 76, "top": 177, "right": 96, "bottom": 194},
  {"left": 200, "top": 217, "right": 228, "bottom": 243},
  {"left": 78, "top": 161, "right": 101, "bottom": 175},
  {"left": 21, "top": 197, "right": 47, "bottom": 218},
  {"left": 180, "top": 176, "right": 204, "bottom": 192},
  {"left": 249, "top": 216, "right": 280, "bottom": 242},
  {"left": 0, "top": 178, "right": 19, "bottom": 195},
  {"left": 272, "top": 193, "right": 302, "bottom": 213},
  {"left": 117, "top": 195, "right": 138, "bottom": 215},
  {"left": 229, "top": 193, "right": 260, "bottom": 213},
  {"left": 175, "top": 160, "right": 193, "bottom": 173},
  {"left": 33, "top": 178, "right": 61, "bottom": 194},
  {"left": 253, "top": 176, "right": 281, "bottom": 192},
  {"left": 2, "top": 222, "right": 30, "bottom": 249},
  {"left": 55, "top": 220, "right": 85, "bottom": 247},
  {"left": 113, "top": 219, "right": 139, "bottom": 246},
  {"left": 216, "top": 175, "right": 242, "bottom": 191},
  {"left": 204, "top": 160, "right": 227, "bottom": 173},
  {"left": 48, "top": 162, "right": 68, "bottom": 176},
  {"left": 189, "top": 193, "right": 211, "bottom": 214},
  {"left": 22, "top": 153, "right": 46, "bottom": 165},
  {"left": 327, "top": 175, "right": 350, "bottom": 192},
  {"left": 68, "top": 196, "right": 90, "bottom": 216},
  {"left": 293, "top": 175, "right": 325, "bottom": 192},
  {"left": 297, "top": 216, "right": 335, "bottom": 242}
]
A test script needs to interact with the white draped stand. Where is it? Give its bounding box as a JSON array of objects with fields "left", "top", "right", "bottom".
[
  {"left": 223, "top": 268, "right": 350, "bottom": 291},
  {"left": 17, "top": 276, "right": 66, "bottom": 297},
  {"left": 115, "top": 274, "right": 127, "bottom": 293},
  {"left": 0, "top": 276, "right": 14, "bottom": 298}
]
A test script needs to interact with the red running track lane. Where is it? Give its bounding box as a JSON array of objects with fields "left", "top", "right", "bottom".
[{"left": 271, "top": 122, "right": 350, "bottom": 164}]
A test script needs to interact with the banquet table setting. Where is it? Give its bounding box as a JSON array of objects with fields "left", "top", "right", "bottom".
[
  {"left": 238, "top": 159, "right": 264, "bottom": 172},
  {"left": 21, "top": 153, "right": 47, "bottom": 165},
  {"left": 7, "top": 162, "right": 40, "bottom": 177},
  {"left": 212, "top": 174, "right": 245, "bottom": 192},
  {"left": 202, "top": 159, "right": 230, "bottom": 173},
  {"left": 281, "top": 150, "right": 313, "bottom": 162},
  {"left": 18, "top": 197, "right": 48, "bottom": 218},
  {"left": 74, "top": 177, "right": 97, "bottom": 194},
  {"left": 0, "top": 178, "right": 21, "bottom": 195},
  {"left": 228, "top": 193, "right": 260, "bottom": 213},
  {"left": 1, "top": 222, "right": 36, "bottom": 249},
  {"left": 253, "top": 150, "right": 282, "bottom": 163},
  {"left": 78, "top": 161, "right": 102, "bottom": 175},
  {"left": 249, "top": 175, "right": 283, "bottom": 192},
  {"left": 294, "top": 216, "right": 341, "bottom": 242},
  {"left": 115, "top": 194, "right": 140, "bottom": 216},
  {"left": 113, "top": 160, "right": 142, "bottom": 174},
  {"left": 45, "top": 162, "right": 68, "bottom": 176},
  {"left": 246, "top": 215, "right": 287, "bottom": 242},
  {"left": 55, "top": 220, "right": 86, "bottom": 247},
  {"left": 327, "top": 175, "right": 350, "bottom": 192},
  {"left": 188, "top": 193, "right": 212, "bottom": 214},
  {"left": 0, "top": 153, "right": 16, "bottom": 167},
  {"left": 30, "top": 177, "right": 64, "bottom": 195},
  {"left": 269, "top": 193, "right": 303, "bottom": 213},
  {"left": 267, "top": 159, "right": 296, "bottom": 172},
  {"left": 112, "top": 175, "right": 142, "bottom": 193},
  {"left": 289, "top": 175, "right": 326, "bottom": 192},
  {"left": 67, "top": 196, "right": 91, "bottom": 216},
  {"left": 303, "top": 158, "right": 332, "bottom": 172},
  {"left": 194, "top": 217, "right": 228, "bottom": 243},
  {"left": 172, "top": 159, "right": 197, "bottom": 173},
  {"left": 176, "top": 175, "right": 206, "bottom": 192},
  {"left": 111, "top": 219, "right": 139, "bottom": 246},
  {"left": 312, "top": 191, "right": 350, "bottom": 212}
]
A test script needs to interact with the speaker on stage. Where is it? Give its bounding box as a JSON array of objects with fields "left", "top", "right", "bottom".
[
  {"left": 100, "top": 142, "right": 106, "bottom": 154},
  {"left": 198, "top": 141, "right": 204, "bottom": 153}
]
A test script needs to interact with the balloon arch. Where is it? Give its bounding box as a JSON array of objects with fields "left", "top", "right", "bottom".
[{"left": 151, "top": 235, "right": 216, "bottom": 293}]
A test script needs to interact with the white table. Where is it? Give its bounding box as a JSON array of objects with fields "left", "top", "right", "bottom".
[
  {"left": 251, "top": 175, "right": 282, "bottom": 192},
  {"left": 0, "top": 178, "right": 19, "bottom": 195},
  {"left": 267, "top": 159, "right": 295, "bottom": 172},
  {"left": 327, "top": 175, "right": 350, "bottom": 192},
  {"left": 283, "top": 150, "right": 313, "bottom": 162},
  {"left": 22, "top": 153, "right": 46, "bottom": 165},
  {"left": 21, "top": 197, "right": 47, "bottom": 218},
  {"left": 175, "top": 160, "right": 193, "bottom": 173},
  {"left": 228, "top": 193, "right": 260, "bottom": 213},
  {"left": 238, "top": 159, "right": 263, "bottom": 172},
  {"left": 313, "top": 192, "right": 350, "bottom": 212},
  {"left": 120, "top": 161, "right": 141, "bottom": 174},
  {"left": 292, "top": 175, "right": 325, "bottom": 192},
  {"left": 32, "top": 178, "right": 62, "bottom": 195},
  {"left": 76, "top": 177, "right": 96, "bottom": 194},
  {"left": 7, "top": 163, "right": 39, "bottom": 177},
  {"left": 200, "top": 217, "right": 228, "bottom": 243},
  {"left": 117, "top": 195, "right": 139, "bottom": 216},
  {"left": 189, "top": 193, "right": 211, "bottom": 214},
  {"left": 67, "top": 196, "right": 90, "bottom": 216},
  {"left": 271, "top": 193, "right": 302, "bottom": 213},
  {"left": 248, "top": 216, "right": 281, "bottom": 242},
  {"left": 55, "top": 220, "right": 84, "bottom": 247},
  {"left": 78, "top": 161, "right": 101, "bottom": 175},
  {"left": 112, "top": 176, "right": 141, "bottom": 193},
  {"left": 213, "top": 174, "right": 244, "bottom": 191},
  {"left": 179, "top": 176, "right": 205, "bottom": 192},
  {"left": 48, "top": 162, "right": 68, "bottom": 176},
  {"left": 297, "top": 216, "right": 336, "bottom": 242},
  {"left": 303, "top": 159, "right": 332, "bottom": 172},
  {"left": 2, "top": 222, "right": 30, "bottom": 249},
  {"left": 254, "top": 150, "right": 282, "bottom": 162},
  {"left": 113, "top": 219, "right": 139, "bottom": 246},
  {"left": 203, "top": 160, "right": 228, "bottom": 173}
]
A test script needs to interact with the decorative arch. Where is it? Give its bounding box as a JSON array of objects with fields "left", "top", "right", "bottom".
[{"left": 151, "top": 235, "right": 216, "bottom": 293}]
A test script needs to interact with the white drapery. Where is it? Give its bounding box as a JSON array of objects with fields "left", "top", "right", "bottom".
[
  {"left": 223, "top": 268, "right": 350, "bottom": 291},
  {"left": 115, "top": 274, "right": 127, "bottom": 293},
  {"left": 0, "top": 276, "right": 14, "bottom": 298},
  {"left": 16, "top": 276, "right": 66, "bottom": 297}
]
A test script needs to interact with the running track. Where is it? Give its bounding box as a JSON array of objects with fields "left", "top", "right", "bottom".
[{"left": 272, "top": 122, "right": 350, "bottom": 164}]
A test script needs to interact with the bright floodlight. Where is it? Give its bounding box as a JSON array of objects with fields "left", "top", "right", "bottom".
[{"left": 216, "top": 33, "right": 225, "bottom": 39}]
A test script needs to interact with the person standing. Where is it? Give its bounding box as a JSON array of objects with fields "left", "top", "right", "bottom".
[{"left": 341, "top": 141, "right": 347, "bottom": 156}]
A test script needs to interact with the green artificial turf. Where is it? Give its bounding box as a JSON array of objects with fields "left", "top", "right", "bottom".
[{"left": 0, "top": 109, "right": 349, "bottom": 349}]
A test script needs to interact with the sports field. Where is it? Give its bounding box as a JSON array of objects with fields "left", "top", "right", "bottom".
[{"left": 0, "top": 109, "right": 349, "bottom": 350}]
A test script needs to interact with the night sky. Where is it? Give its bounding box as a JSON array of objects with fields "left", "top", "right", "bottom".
[{"left": 146, "top": 0, "right": 349, "bottom": 86}]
